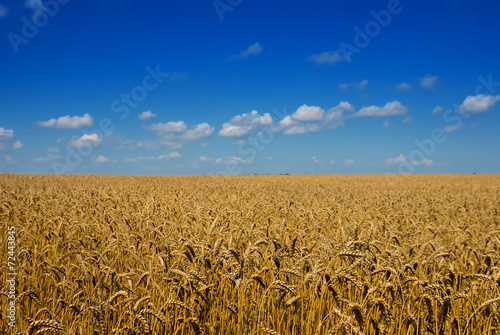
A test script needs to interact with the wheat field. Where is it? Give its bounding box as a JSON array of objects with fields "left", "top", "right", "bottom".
[{"left": 1, "top": 174, "right": 499, "bottom": 334}]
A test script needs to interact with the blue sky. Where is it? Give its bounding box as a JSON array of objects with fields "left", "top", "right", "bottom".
[{"left": 1, "top": 0, "right": 499, "bottom": 175}]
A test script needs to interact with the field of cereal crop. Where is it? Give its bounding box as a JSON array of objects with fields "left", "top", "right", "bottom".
[{"left": 1, "top": 174, "right": 500, "bottom": 334}]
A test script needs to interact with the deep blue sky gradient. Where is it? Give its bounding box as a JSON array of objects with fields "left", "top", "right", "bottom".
[{"left": 1, "top": 0, "right": 499, "bottom": 174}]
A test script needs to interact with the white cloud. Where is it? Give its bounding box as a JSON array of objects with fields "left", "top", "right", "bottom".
[
  {"left": 266, "top": 157, "right": 272, "bottom": 160},
  {"left": 48, "top": 147, "right": 60, "bottom": 152},
  {"left": 395, "top": 82, "right": 412, "bottom": 91},
  {"left": 199, "top": 156, "right": 211, "bottom": 161},
  {"left": 324, "top": 102, "right": 353, "bottom": 129},
  {"left": 12, "top": 141, "right": 22, "bottom": 149},
  {"left": 146, "top": 121, "right": 214, "bottom": 148},
  {"left": 201, "top": 142, "right": 210, "bottom": 148},
  {"left": 311, "top": 156, "right": 320, "bottom": 164},
  {"left": 229, "top": 42, "right": 263, "bottom": 60},
  {"left": 283, "top": 123, "right": 321, "bottom": 135},
  {"left": 383, "top": 120, "right": 391, "bottom": 128},
  {"left": 354, "top": 101, "right": 408, "bottom": 118},
  {"left": 38, "top": 114, "right": 93, "bottom": 129},
  {"left": 278, "top": 102, "right": 352, "bottom": 135},
  {"left": 339, "top": 79, "right": 368, "bottom": 90},
  {"left": 5, "top": 155, "right": 15, "bottom": 163},
  {"left": 34, "top": 154, "right": 60, "bottom": 163},
  {"left": 213, "top": 156, "right": 250, "bottom": 165},
  {"left": 148, "top": 121, "right": 187, "bottom": 133},
  {"left": 292, "top": 105, "right": 325, "bottom": 122},
  {"left": 95, "top": 155, "right": 109, "bottom": 163},
  {"left": 56, "top": 138, "right": 65, "bottom": 143},
  {"left": 308, "top": 50, "right": 345, "bottom": 65},
  {"left": 0, "top": 4, "right": 8, "bottom": 18},
  {"left": 431, "top": 106, "right": 443, "bottom": 115},
  {"left": 345, "top": 159, "right": 355, "bottom": 166},
  {"left": 412, "top": 158, "right": 434, "bottom": 166},
  {"left": 181, "top": 123, "right": 214, "bottom": 140},
  {"left": 163, "top": 152, "right": 181, "bottom": 158},
  {"left": 444, "top": 124, "right": 464, "bottom": 133},
  {"left": 459, "top": 94, "right": 500, "bottom": 114},
  {"left": 219, "top": 110, "right": 272, "bottom": 137},
  {"left": 402, "top": 116, "right": 413, "bottom": 124},
  {"left": 0, "top": 127, "right": 14, "bottom": 139},
  {"left": 125, "top": 152, "right": 181, "bottom": 162},
  {"left": 421, "top": 75, "right": 438, "bottom": 89},
  {"left": 329, "top": 160, "right": 335, "bottom": 165},
  {"left": 386, "top": 154, "right": 407, "bottom": 165},
  {"left": 422, "top": 158, "right": 433, "bottom": 166},
  {"left": 138, "top": 110, "right": 157, "bottom": 120},
  {"left": 69, "top": 133, "right": 101, "bottom": 148}
]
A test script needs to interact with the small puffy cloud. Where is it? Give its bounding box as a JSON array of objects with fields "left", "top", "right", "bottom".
[
  {"left": 345, "top": 159, "right": 355, "bottom": 166},
  {"left": 38, "top": 113, "right": 93, "bottom": 129},
  {"left": 412, "top": 158, "right": 433, "bottom": 166},
  {"left": 324, "top": 102, "right": 353, "bottom": 129},
  {"left": 386, "top": 154, "right": 407, "bottom": 165},
  {"left": 283, "top": 123, "right": 321, "bottom": 135},
  {"left": 199, "top": 156, "right": 211, "bottom": 161},
  {"left": 444, "top": 124, "right": 464, "bottom": 133},
  {"left": 138, "top": 110, "right": 157, "bottom": 120},
  {"left": 402, "top": 116, "right": 413, "bottom": 124},
  {"left": 279, "top": 102, "right": 351, "bottom": 135},
  {"left": 421, "top": 75, "right": 438, "bottom": 89},
  {"left": 229, "top": 42, "right": 263, "bottom": 60},
  {"left": 219, "top": 110, "right": 272, "bottom": 137},
  {"left": 339, "top": 79, "right": 368, "bottom": 90},
  {"left": 0, "top": 4, "right": 8, "bottom": 18},
  {"left": 311, "top": 156, "right": 320, "bottom": 164},
  {"left": 308, "top": 50, "right": 345, "bottom": 65},
  {"left": 422, "top": 158, "right": 433, "bottom": 166},
  {"left": 292, "top": 105, "right": 325, "bottom": 122},
  {"left": 126, "top": 152, "right": 181, "bottom": 162},
  {"left": 34, "top": 154, "right": 60, "bottom": 163},
  {"left": 181, "top": 123, "right": 214, "bottom": 140},
  {"left": 145, "top": 121, "right": 213, "bottom": 148},
  {"left": 48, "top": 147, "right": 60, "bottom": 152},
  {"left": 69, "top": 133, "right": 101, "bottom": 148},
  {"left": 459, "top": 94, "right": 500, "bottom": 114},
  {"left": 12, "top": 141, "right": 22, "bottom": 149},
  {"left": 148, "top": 121, "right": 187, "bottom": 133},
  {"left": 163, "top": 152, "right": 181, "bottom": 158},
  {"left": 5, "top": 155, "right": 15, "bottom": 163},
  {"left": 383, "top": 120, "right": 391, "bottom": 128},
  {"left": 95, "top": 155, "right": 109, "bottom": 163},
  {"left": 395, "top": 82, "right": 412, "bottom": 91},
  {"left": 432, "top": 106, "right": 443, "bottom": 115},
  {"left": 266, "top": 157, "right": 272, "bottom": 160},
  {"left": 329, "top": 160, "right": 335, "bottom": 165},
  {"left": 354, "top": 101, "right": 408, "bottom": 117},
  {"left": 0, "top": 127, "right": 14, "bottom": 139},
  {"left": 213, "top": 156, "right": 250, "bottom": 165}
]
